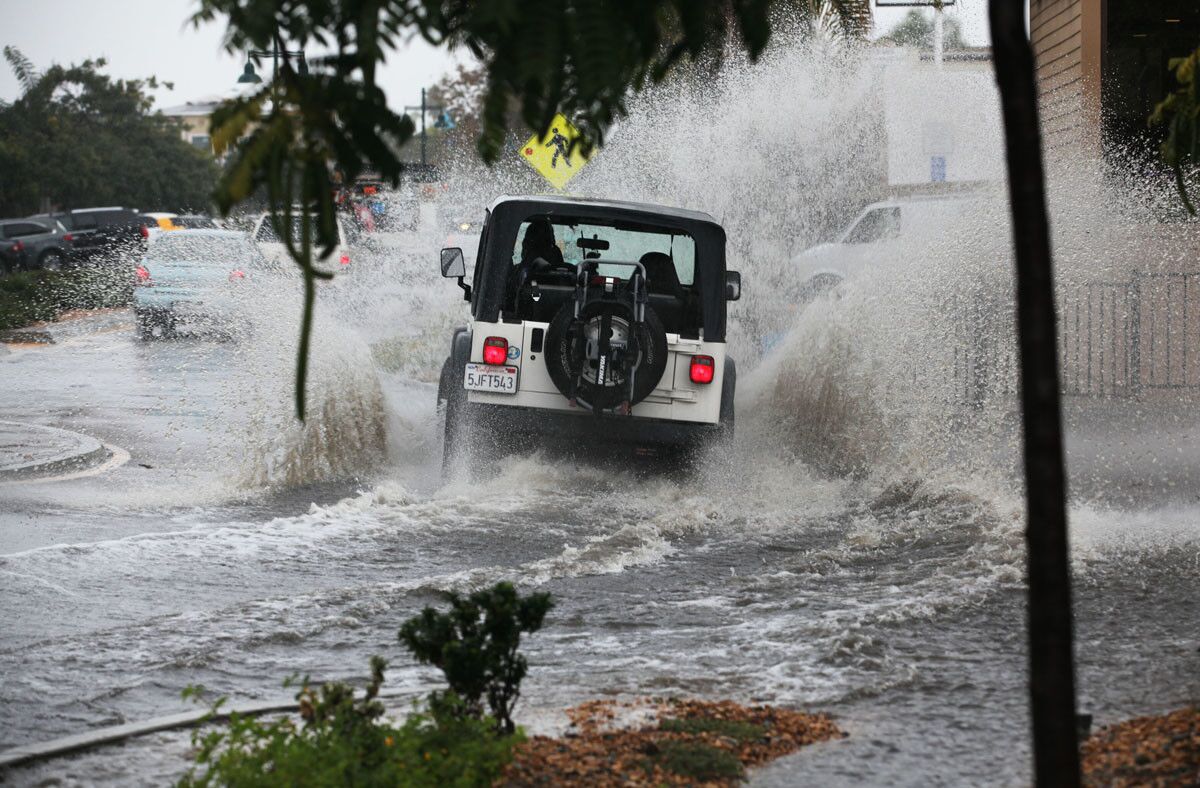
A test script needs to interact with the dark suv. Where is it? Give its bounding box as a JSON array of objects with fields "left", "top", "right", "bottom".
[
  {"left": 29, "top": 207, "right": 154, "bottom": 263},
  {"left": 0, "top": 218, "right": 73, "bottom": 274}
]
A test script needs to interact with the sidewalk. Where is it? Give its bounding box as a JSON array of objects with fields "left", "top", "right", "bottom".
[{"left": 0, "top": 421, "right": 112, "bottom": 481}]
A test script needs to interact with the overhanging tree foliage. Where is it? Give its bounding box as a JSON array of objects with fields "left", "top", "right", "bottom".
[
  {"left": 0, "top": 47, "right": 218, "bottom": 217},
  {"left": 881, "top": 8, "right": 968, "bottom": 50},
  {"left": 1150, "top": 45, "right": 1200, "bottom": 215}
]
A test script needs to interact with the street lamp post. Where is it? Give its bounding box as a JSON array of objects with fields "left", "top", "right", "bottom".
[
  {"left": 236, "top": 40, "right": 307, "bottom": 85},
  {"left": 403, "top": 87, "right": 453, "bottom": 168}
]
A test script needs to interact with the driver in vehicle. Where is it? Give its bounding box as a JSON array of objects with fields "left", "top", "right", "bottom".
[
  {"left": 508, "top": 218, "right": 566, "bottom": 308},
  {"left": 520, "top": 218, "right": 565, "bottom": 269}
]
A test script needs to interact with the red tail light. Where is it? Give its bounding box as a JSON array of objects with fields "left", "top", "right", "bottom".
[
  {"left": 140, "top": 225, "right": 150, "bottom": 238},
  {"left": 13, "top": 240, "right": 24, "bottom": 252},
  {"left": 339, "top": 253, "right": 350, "bottom": 266},
  {"left": 483, "top": 336, "right": 508, "bottom": 365},
  {"left": 134, "top": 264, "right": 151, "bottom": 285},
  {"left": 63, "top": 233, "right": 74, "bottom": 243},
  {"left": 689, "top": 355, "right": 715, "bottom": 384},
  {"left": 229, "top": 269, "right": 246, "bottom": 282}
]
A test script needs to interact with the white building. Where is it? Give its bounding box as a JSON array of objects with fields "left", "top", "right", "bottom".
[{"left": 158, "top": 85, "right": 260, "bottom": 155}]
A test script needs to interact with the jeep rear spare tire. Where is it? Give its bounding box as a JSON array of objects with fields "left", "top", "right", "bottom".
[{"left": 544, "top": 299, "right": 669, "bottom": 412}]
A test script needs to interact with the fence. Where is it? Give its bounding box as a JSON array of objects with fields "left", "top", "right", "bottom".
[
  {"left": 952, "top": 271, "right": 1200, "bottom": 404},
  {"left": 1060, "top": 272, "right": 1200, "bottom": 397}
]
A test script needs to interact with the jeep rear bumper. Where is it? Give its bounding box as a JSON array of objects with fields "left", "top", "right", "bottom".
[{"left": 465, "top": 401, "right": 723, "bottom": 454}]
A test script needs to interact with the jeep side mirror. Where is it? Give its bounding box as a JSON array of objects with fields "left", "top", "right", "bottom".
[
  {"left": 725, "top": 270, "right": 742, "bottom": 301},
  {"left": 440, "top": 247, "right": 471, "bottom": 301},
  {"left": 440, "top": 247, "right": 466, "bottom": 278}
]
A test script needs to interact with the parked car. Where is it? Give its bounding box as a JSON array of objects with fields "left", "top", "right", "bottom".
[
  {"left": 250, "top": 211, "right": 351, "bottom": 274},
  {"left": 790, "top": 193, "right": 982, "bottom": 300},
  {"left": 0, "top": 218, "right": 74, "bottom": 273},
  {"left": 173, "top": 215, "right": 221, "bottom": 230},
  {"left": 437, "top": 195, "right": 741, "bottom": 470},
  {"left": 144, "top": 212, "right": 182, "bottom": 231},
  {"left": 29, "top": 207, "right": 155, "bottom": 263},
  {"left": 133, "top": 229, "right": 274, "bottom": 340}
]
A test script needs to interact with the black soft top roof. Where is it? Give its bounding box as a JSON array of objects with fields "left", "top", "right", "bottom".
[
  {"left": 474, "top": 195, "right": 730, "bottom": 341},
  {"left": 488, "top": 195, "right": 720, "bottom": 227}
]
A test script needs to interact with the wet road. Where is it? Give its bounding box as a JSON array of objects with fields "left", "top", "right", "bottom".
[{"left": 1, "top": 294, "right": 1198, "bottom": 785}]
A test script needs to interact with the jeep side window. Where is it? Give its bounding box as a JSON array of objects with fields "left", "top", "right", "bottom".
[{"left": 844, "top": 207, "right": 901, "bottom": 244}]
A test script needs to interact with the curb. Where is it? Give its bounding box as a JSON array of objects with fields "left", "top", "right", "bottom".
[
  {"left": 0, "top": 702, "right": 296, "bottom": 771},
  {"left": 0, "top": 329, "right": 54, "bottom": 345},
  {"left": 0, "top": 422, "right": 112, "bottom": 481},
  {"left": 0, "top": 688, "right": 426, "bottom": 771}
]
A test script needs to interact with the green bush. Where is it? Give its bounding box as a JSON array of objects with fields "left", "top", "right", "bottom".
[
  {"left": 0, "top": 270, "right": 61, "bottom": 329},
  {"left": 399, "top": 582, "right": 553, "bottom": 734},
  {"left": 644, "top": 739, "right": 745, "bottom": 781},
  {"left": 179, "top": 658, "right": 521, "bottom": 788},
  {"left": 180, "top": 584, "right": 554, "bottom": 785},
  {"left": 0, "top": 265, "right": 132, "bottom": 330},
  {"left": 659, "top": 717, "right": 767, "bottom": 743}
]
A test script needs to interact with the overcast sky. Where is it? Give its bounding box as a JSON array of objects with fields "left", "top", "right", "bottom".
[{"left": 0, "top": 0, "right": 991, "bottom": 109}]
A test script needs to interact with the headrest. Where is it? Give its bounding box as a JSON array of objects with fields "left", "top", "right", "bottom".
[{"left": 638, "top": 251, "right": 679, "bottom": 292}]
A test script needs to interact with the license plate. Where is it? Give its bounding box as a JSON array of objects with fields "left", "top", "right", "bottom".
[{"left": 464, "top": 363, "right": 518, "bottom": 394}]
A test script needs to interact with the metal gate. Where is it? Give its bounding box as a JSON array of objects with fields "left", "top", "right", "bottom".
[
  {"left": 952, "top": 271, "right": 1199, "bottom": 404},
  {"left": 1132, "top": 272, "right": 1200, "bottom": 391},
  {"left": 1058, "top": 272, "right": 1199, "bottom": 397}
]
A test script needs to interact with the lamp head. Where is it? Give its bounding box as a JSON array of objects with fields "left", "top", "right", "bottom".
[{"left": 237, "top": 62, "right": 262, "bottom": 84}]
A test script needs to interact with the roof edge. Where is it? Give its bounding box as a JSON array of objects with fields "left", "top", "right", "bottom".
[{"left": 489, "top": 194, "right": 720, "bottom": 226}]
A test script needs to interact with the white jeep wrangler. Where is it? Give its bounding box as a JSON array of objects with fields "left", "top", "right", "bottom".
[{"left": 437, "top": 196, "right": 740, "bottom": 468}]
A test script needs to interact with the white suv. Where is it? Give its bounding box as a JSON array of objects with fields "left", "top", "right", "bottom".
[
  {"left": 436, "top": 196, "right": 741, "bottom": 469},
  {"left": 792, "top": 193, "right": 981, "bottom": 299}
]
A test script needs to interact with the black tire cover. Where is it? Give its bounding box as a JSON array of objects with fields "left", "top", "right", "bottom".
[{"left": 544, "top": 298, "right": 669, "bottom": 410}]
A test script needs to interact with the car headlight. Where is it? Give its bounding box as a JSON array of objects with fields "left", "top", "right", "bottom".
[{"left": 459, "top": 223, "right": 471, "bottom": 232}]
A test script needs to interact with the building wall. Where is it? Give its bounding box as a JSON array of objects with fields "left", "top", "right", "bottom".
[
  {"left": 177, "top": 116, "right": 212, "bottom": 152},
  {"left": 1030, "top": 0, "right": 1103, "bottom": 151},
  {"left": 882, "top": 51, "right": 1003, "bottom": 187}
]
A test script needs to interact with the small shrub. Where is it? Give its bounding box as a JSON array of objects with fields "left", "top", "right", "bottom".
[
  {"left": 399, "top": 582, "right": 553, "bottom": 734},
  {"left": 644, "top": 739, "right": 745, "bottom": 781},
  {"left": 0, "top": 270, "right": 62, "bottom": 329},
  {"left": 0, "top": 264, "right": 132, "bottom": 330},
  {"left": 659, "top": 716, "right": 767, "bottom": 742},
  {"left": 178, "top": 658, "right": 521, "bottom": 788}
]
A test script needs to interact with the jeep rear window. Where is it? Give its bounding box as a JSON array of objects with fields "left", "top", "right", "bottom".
[{"left": 511, "top": 219, "right": 696, "bottom": 286}]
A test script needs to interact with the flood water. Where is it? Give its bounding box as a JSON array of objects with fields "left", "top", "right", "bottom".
[{"left": 2, "top": 40, "right": 1199, "bottom": 787}]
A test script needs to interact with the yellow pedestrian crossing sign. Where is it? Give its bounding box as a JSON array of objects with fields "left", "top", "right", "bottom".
[{"left": 518, "top": 114, "right": 591, "bottom": 190}]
